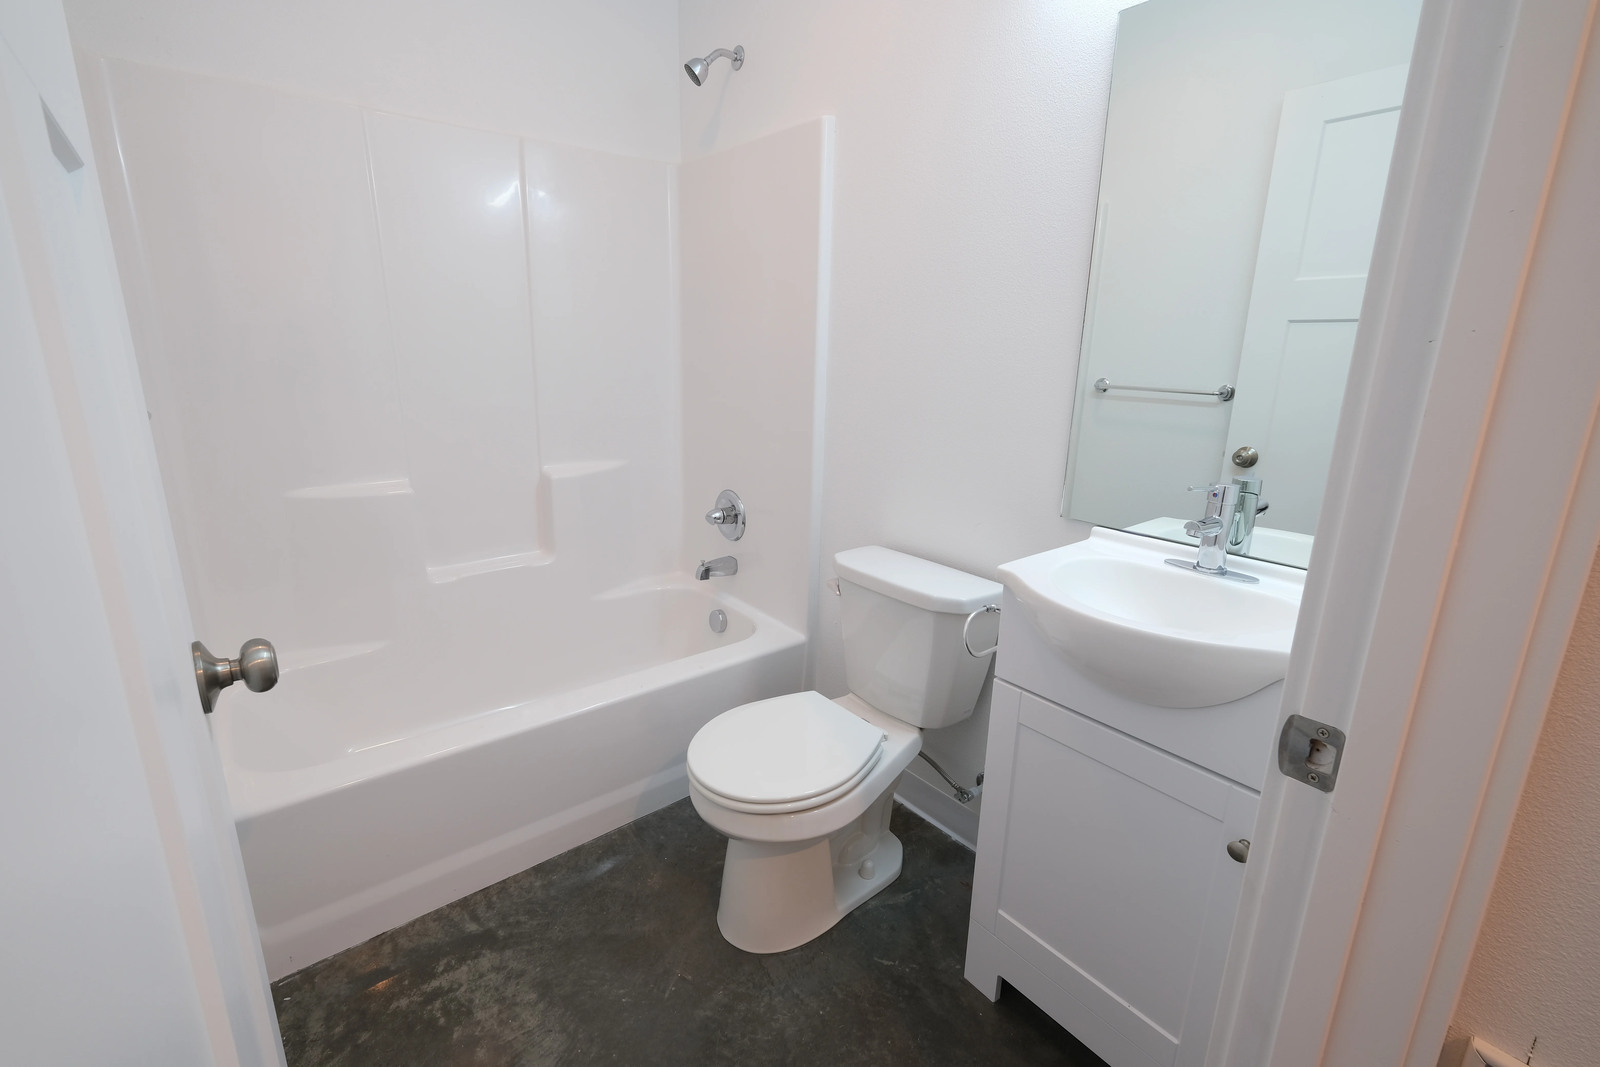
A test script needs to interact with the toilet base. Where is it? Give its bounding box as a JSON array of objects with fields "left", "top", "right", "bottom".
[{"left": 714, "top": 782, "right": 903, "bottom": 954}]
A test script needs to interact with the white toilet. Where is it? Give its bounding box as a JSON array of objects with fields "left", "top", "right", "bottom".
[{"left": 687, "top": 546, "right": 1001, "bottom": 953}]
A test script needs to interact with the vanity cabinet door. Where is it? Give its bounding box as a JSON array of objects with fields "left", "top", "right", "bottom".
[{"left": 967, "top": 684, "right": 1258, "bottom": 1067}]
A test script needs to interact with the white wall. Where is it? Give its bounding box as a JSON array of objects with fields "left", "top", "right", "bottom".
[
  {"left": 679, "top": 0, "right": 1130, "bottom": 820},
  {"left": 62, "top": 0, "right": 680, "bottom": 160},
  {"left": 1445, "top": 553, "right": 1600, "bottom": 1066},
  {"left": 679, "top": 119, "right": 831, "bottom": 636},
  {"left": 1065, "top": 0, "right": 1421, "bottom": 531}
]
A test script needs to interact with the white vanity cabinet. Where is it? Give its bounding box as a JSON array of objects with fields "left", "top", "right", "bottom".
[{"left": 966, "top": 591, "right": 1277, "bottom": 1067}]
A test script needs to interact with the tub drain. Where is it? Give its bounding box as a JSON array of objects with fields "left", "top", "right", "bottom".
[{"left": 708, "top": 609, "right": 728, "bottom": 634}]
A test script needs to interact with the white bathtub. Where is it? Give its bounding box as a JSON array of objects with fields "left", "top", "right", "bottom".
[{"left": 209, "top": 584, "right": 804, "bottom": 979}]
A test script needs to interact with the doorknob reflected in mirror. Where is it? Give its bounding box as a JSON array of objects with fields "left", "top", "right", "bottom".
[
  {"left": 193, "top": 638, "right": 278, "bottom": 714},
  {"left": 1232, "top": 446, "right": 1259, "bottom": 468}
]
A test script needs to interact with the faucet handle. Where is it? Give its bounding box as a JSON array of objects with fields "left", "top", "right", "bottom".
[
  {"left": 703, "top": 489, "right": 746, "bottom": 541},
  {"left": 1186, "top": 482, "right": 1237, "bottom": 521}
]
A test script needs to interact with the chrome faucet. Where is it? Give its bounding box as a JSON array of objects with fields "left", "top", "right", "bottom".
[
  {"left": 1166, "top": 483, "right": 1259, "bottom": 583},
  {"left": 1227, "top": 476, "right": 1268, "bottom": 556},
  {"left": 696, "top": 555, "right": 738, "bottom": 580}
]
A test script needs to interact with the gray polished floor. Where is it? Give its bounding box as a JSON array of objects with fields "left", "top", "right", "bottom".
[{"left": 272, "top": 798, "right": 1106, "bottom": 1066}]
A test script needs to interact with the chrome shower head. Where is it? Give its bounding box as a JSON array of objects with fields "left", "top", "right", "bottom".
[{"left": 684, "top": 45, "right": 744, "bottom": 86}]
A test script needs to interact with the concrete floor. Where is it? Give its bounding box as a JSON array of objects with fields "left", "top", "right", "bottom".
[{"left": 272, "top": 799, "right": 1107, "bottom": 1066}]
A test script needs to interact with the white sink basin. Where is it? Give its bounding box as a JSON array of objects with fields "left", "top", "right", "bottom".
[{"left": 999, "top": 529, "right": 1304, "bottom": 708}]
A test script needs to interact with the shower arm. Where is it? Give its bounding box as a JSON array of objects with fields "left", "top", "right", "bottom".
[{"left": 702, "top": 47, "right": 741, "bottom": 66}]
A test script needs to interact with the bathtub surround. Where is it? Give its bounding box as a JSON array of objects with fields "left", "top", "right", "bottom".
[
  {"left": 272, "top": 799, "right": 1106, "bottom": 1066},
  {"left": 82, "top": 56, "right": 681, "bottom": 648},
  {"left": 679, "top": 118, "right": 833, "bottom": 639},
  {"left": 62, "top": 0, "right": 680, "bottom": 161}
]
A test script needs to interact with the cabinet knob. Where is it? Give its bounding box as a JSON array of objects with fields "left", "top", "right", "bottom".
[{"left": 1226, "top": 839, "right": 1250, "bottom": 863}]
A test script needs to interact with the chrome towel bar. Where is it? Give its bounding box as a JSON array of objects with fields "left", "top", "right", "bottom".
[{"left": 1093, "top": 377, "right": 1234, "bottom": 401}]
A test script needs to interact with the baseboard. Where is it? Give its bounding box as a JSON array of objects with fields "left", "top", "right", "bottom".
[{"left": 896, "top": 767, "right": 979, "bottom": 849}]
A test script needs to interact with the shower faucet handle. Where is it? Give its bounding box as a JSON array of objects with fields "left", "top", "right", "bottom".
[
  {"left": 703, "top": 489, "right": 746, "bottom": 541},
  {"left": 192, "top": 637, "right": 278, "bottom": 715}
]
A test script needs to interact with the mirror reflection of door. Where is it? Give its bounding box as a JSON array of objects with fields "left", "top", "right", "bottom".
[
  {"left": 1061, "top": 0, "right": 1423, "bottom": 569},
  {"left": 1225, "top": 65, "right": 1407, "bottom": 536}
]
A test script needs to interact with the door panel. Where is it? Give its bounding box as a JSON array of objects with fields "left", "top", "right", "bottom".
[
  {"left": 1226, "top": 64, "right": 1408, "bottom": 533},
  {"left": 0, "top": 5, "right": 281, "bottom": 1062}
]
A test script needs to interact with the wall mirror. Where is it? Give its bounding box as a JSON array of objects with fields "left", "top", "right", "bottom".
[{"left": 1061, "top": 0, "right": 1424, "bottom": 568}]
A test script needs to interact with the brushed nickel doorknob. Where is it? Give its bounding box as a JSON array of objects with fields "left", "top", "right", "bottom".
[
  {"left": 1226, "top": 838, "right": 1251, "bottom": 863},
  {"left": 1232, "top": 446, "right": 1259, "bottom": 468},
  {"left": 193, "top": 637, "right": 278, "bottom": 714}
]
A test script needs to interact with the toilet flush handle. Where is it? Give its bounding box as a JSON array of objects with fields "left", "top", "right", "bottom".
[{"left": 962, "top": 605, "right": 1001, "bottom": 658}]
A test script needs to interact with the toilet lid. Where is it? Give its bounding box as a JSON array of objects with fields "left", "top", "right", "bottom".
[{"left": 688, "top": 692, "right": 887, "bottom": 807}]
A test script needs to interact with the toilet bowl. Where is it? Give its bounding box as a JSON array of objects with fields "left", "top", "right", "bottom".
[{"left": 687, "top": 547, "right": 1001, "bottom": 953}]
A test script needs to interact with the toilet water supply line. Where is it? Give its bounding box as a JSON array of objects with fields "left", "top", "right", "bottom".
[
  {"left": 918, "top": 750, "right": 983, "bottom": 805},
  {"left": 923, "top": 602, "right": 1001, "bottom": 804}
]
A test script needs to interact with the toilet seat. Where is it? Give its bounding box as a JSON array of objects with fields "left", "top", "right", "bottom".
[{"left": 688, "top": 692, "right": 887, "bottom": 815}]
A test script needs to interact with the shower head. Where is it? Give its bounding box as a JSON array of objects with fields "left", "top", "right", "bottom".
[{"left": 684, "top": 45, "right": 744, "bottom": 86}]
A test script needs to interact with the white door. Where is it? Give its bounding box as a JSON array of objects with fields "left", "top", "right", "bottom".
[
  {"left": 1224, "top": 65, "right": 1408, "bottom": 534},
  {"left": 0, "top": 3, "right": 282, "bottom": 1064}
]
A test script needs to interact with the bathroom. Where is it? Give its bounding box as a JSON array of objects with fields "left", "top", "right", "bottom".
[{"left": 4, "top": 0, "right": 1600, "bottom": 1064}]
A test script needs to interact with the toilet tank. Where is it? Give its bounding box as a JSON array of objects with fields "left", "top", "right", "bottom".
[{"left": 833, "top": 547, "right": 1003, "bottom": 729}]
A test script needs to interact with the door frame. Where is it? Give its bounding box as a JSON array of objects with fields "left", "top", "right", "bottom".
[{"left": 1207, "top": 0, "right": 1600, "bottom": 1064}]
